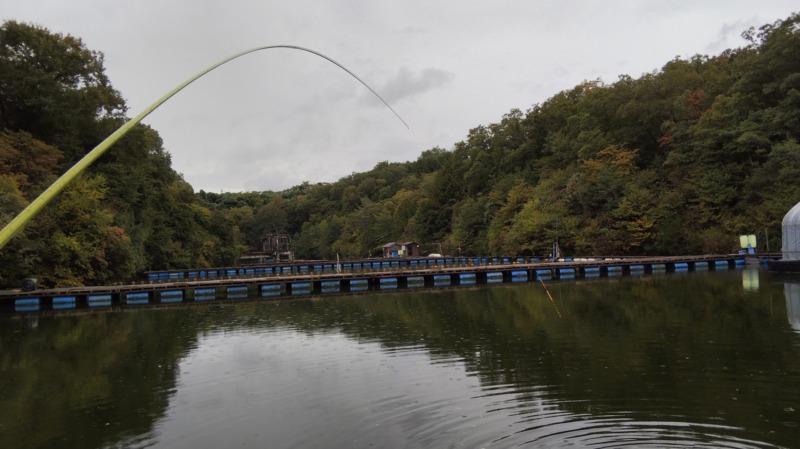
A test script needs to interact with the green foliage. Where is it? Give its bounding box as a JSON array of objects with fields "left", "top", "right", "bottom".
[
  {"left": 34, "top": 175, "right": 133, "bottom": 286},
  {"left": 0, "top": 21, "right": 126, "bottom": 163},
  {"left": 0, "top": 130, "right": 63, "bottom": 192}
]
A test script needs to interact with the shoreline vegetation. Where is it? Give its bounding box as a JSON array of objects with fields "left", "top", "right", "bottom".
[{"left": 1, "top": 13, "right": 799, "bottom": 288}]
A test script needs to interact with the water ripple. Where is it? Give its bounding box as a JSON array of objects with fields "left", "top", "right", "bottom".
[{"left": 514, "top": 417, "right": 782, "bottom": 448}]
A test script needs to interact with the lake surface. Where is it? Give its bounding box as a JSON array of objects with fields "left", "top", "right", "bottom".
[{"left": 2, "top": 268, "right": 800, "bottom": 448}]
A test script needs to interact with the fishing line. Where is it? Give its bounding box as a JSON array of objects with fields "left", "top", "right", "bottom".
[{"left": 540, "top": 279, "right": 563, "bottom": 319}]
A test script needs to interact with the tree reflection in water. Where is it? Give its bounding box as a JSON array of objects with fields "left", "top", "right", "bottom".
[{"left": 2, "top": 270, "right": 800, "bottom": 448}]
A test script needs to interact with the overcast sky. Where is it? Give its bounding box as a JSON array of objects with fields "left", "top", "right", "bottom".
[{"left": 4, "top": 1, "right": 798, "bottom": 192}]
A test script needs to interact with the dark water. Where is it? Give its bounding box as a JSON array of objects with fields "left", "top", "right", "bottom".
[{"left": 2, "top": 269, "right": 800, "bottom": 448}]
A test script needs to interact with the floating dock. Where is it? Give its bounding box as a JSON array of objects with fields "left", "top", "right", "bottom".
[{"left": 0, "top": 254, "right": 750, "bottom": 313}]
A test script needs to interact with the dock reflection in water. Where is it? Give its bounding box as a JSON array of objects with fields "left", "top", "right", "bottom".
[
  {"left": 1, "top": 269, "right": 800, "bottom": 448},
  {"left": 786, "top": 281, "right": 800, "bottom": 335}
]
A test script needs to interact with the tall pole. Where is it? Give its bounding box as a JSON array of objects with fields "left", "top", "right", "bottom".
[{"left": 0, "top": 45, "right": 408, "bottom": 249}]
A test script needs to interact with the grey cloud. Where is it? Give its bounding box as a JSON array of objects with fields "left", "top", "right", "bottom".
[
  {"left": 375, "top": 67, "right": 454, "bottom": 104},
  {"left": 706, "top": 19, "right": 755, "bottom": 53}
]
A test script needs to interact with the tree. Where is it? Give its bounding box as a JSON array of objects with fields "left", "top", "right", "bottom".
[
  {"left": 249, "top": 196, "right": 288, "bottom": 245},
  {"left": 0, "top": 21, "right": 126, "bottom": 163},
  {"left": 0, "top": 174, "right": 33, "bottom": 287},
  {"left": 487, "top": 181, "right": 535, "bottom": 254},
  {"left": 0, "top": 130, "right": 63, "bottom": 193},
  {"left": 34, "top": 175, "right": 133, "bottom": 287},
  {"left": 450, "top": 196, "right": 493, "bottom": 255}
]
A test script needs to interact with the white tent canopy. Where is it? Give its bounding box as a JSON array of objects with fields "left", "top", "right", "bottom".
[{"left": 782, "top": 201, "right": 800, "bottom": 260}]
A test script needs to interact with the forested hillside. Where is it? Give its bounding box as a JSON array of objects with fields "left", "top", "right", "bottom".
[
  {"left": 222, "top": 12, "right": 800, "bottom": 260},
  {"left": 1, "top": 13, "right": 799, "bottom": 287}
]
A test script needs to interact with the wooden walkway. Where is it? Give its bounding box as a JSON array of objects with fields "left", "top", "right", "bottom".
[{"left": 0, "top": 254, "right": 760, "bottom": 313}]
